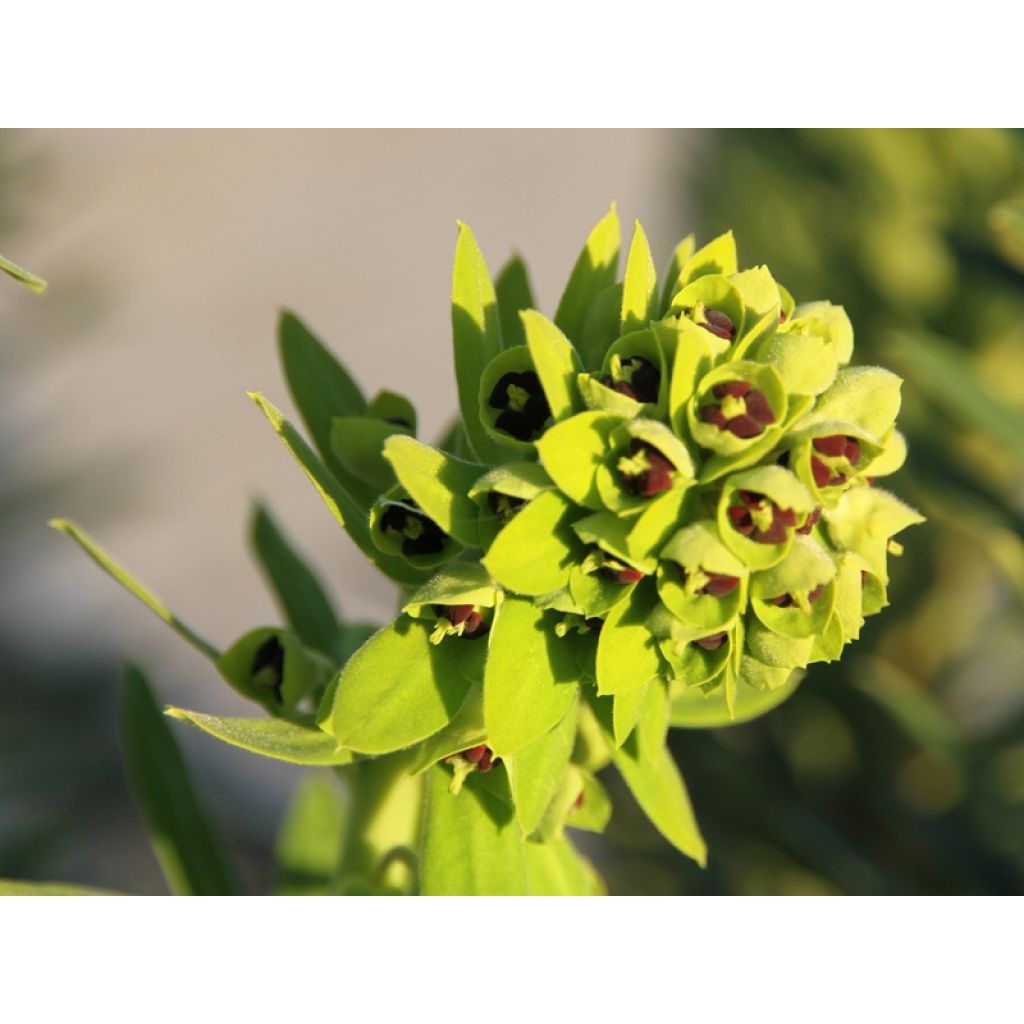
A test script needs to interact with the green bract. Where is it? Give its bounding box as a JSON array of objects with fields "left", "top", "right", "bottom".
[{"left": 54, "top": 209, "right": 922, "bottom": 894}]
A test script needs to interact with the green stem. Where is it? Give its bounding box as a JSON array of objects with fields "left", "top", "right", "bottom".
[{"left": 337, "top": 750, "right": 424, "bottom": 894}]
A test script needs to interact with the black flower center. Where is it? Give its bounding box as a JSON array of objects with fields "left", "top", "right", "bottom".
[
  {"left": 488, "top": 370, "right": 551, "bottom": 441},
  {"left": 251, "top": 636, "right": 285, "bottom": 704},
  {"left": 600, "top": 356, "right": 660, "bottom": 404},
  {"left": 381, "top": 501, "right": 447, "bottom": 556}
]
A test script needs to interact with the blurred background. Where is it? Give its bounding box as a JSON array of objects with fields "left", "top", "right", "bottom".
[{"left": 3, "top": 129, "right": 1023, "bottom": 895}]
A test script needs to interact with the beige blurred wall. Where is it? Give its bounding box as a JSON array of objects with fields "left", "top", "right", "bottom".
[{"left": 2, "top": 129, "right": 695, "bottom": 716}]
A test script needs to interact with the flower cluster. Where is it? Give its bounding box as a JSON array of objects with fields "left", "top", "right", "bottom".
[
  {"left": 320, "top": 211, "right": 921, "bottom": 859},
  {"left": 56, "top": 208, "right": 922, "bottom": 873}
]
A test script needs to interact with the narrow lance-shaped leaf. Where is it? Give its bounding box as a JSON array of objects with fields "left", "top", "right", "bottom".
[
  {"left": 507, "top": 694, "right": 579, "bottom": 837},
  {"left": 495, "top": 253, "right": 535, "bottom": 348},
  {"left": 248, "top": 391, "right": 426, "bottom": 587},
  {"left": 274, "top": 773, "right": 347, "bottom": 896},
  {"left": 612, "top": 733, "right": 707, "bottom": 867},
  {"left": 278, "top": 310, "right": 366, "bottom": 455},
  {"left": 555, "top": 204, "right": 621, "bottom": 343},
  {"left": 0, "top": 252, "right": 47, "bottom": 293},
  {"left": 658, "top": 233, "right": 695, "bottom": 315},
  {"left": 521, "top": 309, "right": 583, "bottom": 421},
  {"left": 452, "top": 221, "right": 506, "bottom": 463},
  {"left": 420, "top": 766, "right": 528, "bottom": 896},
  {"left": 121, "top": 667, "right": 239, "bottom": 896},
  {"left": 621, "top": 219, "right": 658, "bottom": 333},
  {"left": 383, "top": 435, "right": 486, "bottom": 547},
  {"left": 166, "top": 707, "right": 354, "bottom": 766},
  {"left": 49, "top": 519, "right": 220, "bottom": 661},
  {"left": 249, "top": 503, "right": 340, "bottom": 657}
]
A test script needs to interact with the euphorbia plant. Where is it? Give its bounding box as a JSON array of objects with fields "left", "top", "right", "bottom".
[{"left": 44, "top": 207, "right": 921, "bottom": 895}]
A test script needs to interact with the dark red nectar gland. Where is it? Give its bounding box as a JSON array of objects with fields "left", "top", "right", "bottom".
[
  {"left": 681, "top": 566, "right": 740, "bottom": 597},
  {"left": 700, "top": 309, "right": 736, "bottom": 340},
  {"left": 600, "top": 558, "right": 645, "bottom": 585},
  {"left": 434, "top": 603, "right": 484, "bottom": 637},
  {"left": 693, "top": 631, "right": 728, "bottom": 651},
  {"left": 619, "top": 439, "right": 675, "bottom": 497},
  {"left": 797, "top": 506, "right": 822, "bottom": 535},
  {"left": 727, "top": 489, "right": 798, "bottom": 545},
  {"left": 698, "top": 380, "right": 776, "bottom": 439},
  {"left": 766, "top": 584, "right": 825, "bottom": 608},
  {"left": 810, "top": 434, "right": 861, "bottom": 488},
  {"left": 463, "top": 744, "right": 495, "bottom": 772}
]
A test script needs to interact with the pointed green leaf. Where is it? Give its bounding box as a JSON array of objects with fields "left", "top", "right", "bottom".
[
  {"left": 578, "top": 282, "right": 624, "bottom": 371},
  {"left": 452, "top": 221, "right": 506, "bottom": 463},
  {"left": 0, "top": 252, "right": 47, "bottom": 293},
  {"left": 658, "top": 234, "right": 695, "bottom": 315},
  {"left": 679, "top": 230, "right": 737, "bottom": 286},
  {"left": 278, "top": 311, "right": 366, "bottom": 478},
  {"left": 49, "top": 519, "right": 220, "bottom": 661},
  {"left": 485, "top": 597, "right": 580, "bottom": 756},
  {"left": 329, "top": 617, "right": 474, "bottom": 754},
  {"left": 521, "top": 309, "right": 583, "bottom": 420},
  {"left": 613, "top": 679, "right": 651, "bottom": 747},
  {"left": 636, "top": 677, "right": 669, "bottom": 758},
  {"left": 555, "top": 205, "right": 621, "bottom": 343},
  {"left": 248, "top": 391, "right": 425, "bottom": 586},
  {"left": 249, "top": 503, "right": 340, "bottom": 657},
  {"left": 482, "top": 490, "right": 584, "bottom": 596},
  {"left": 274, "top": 774, "right": 347, "bottom": 895},
  {"left": 420, "top": 766, "right": 528, "bottom": 895},
  {"left": 596, "top": 583, "right": 663, "bottom": 695},
  {"left": 495, "top": 253, "right": 535, "bottom": 348},
  {"left": 121, "top": 667, "right": 239, "bottom": 895},
  {"left": 507, "top": 695, "right": 579, "bottom": 836},
  {"left": 621, "top": 220, "right": 658, "bottom": 333},
  {"left": 383, "top": 435, "right": 486, "bottom": 547},
  {"left": 166, "top": 707, "right": 354, "bottom": 766},
  {"left": 613, "top": 740, "right": 706, "bottom": 867}
]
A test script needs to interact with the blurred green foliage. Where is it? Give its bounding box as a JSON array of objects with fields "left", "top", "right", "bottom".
[{"left": 595, "top": 129, "right": 1024, "bottom": 894}]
